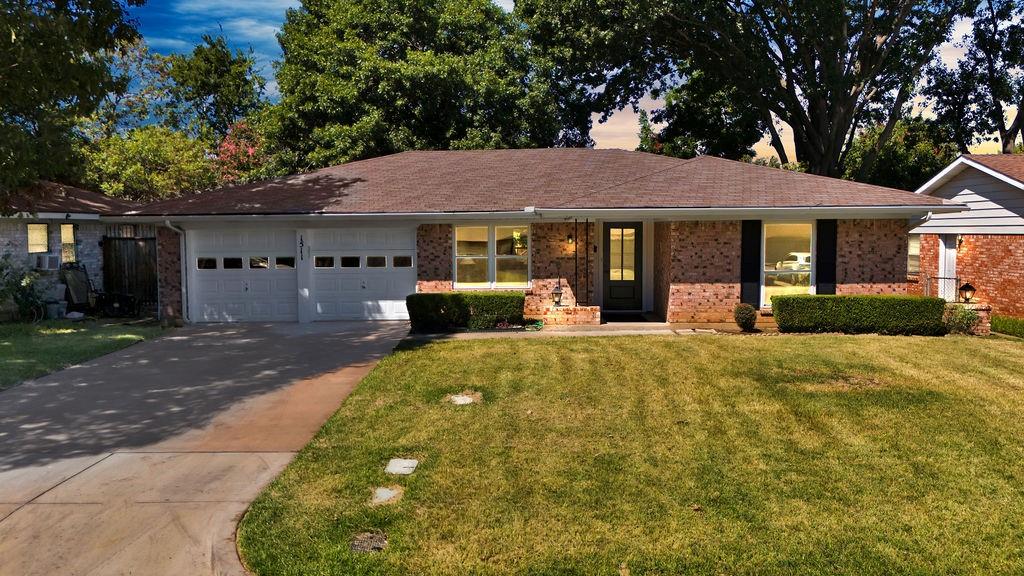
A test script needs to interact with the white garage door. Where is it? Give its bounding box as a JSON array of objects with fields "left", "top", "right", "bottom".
[
  {"left": 191, "top": 229, "right": 299, "bottom": 322},
  {"left": 311, "top": 227, "right": 416, "bottom": 320}
]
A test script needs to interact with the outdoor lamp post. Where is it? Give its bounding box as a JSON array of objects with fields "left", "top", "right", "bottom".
[
  {"left": 959, "top": 282, "right": 976, "bottom": 303},
  {"left": 552, "top": 281, "right": 563, "bottom": 307}
]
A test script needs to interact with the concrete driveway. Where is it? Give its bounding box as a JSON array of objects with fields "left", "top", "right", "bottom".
[{"left": 0, "top": 321, "right": 408, "bottom": 576}]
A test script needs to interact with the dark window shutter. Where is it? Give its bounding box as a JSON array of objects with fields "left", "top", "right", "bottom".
[
  {"left": 816, "top": 219, "right": 837, "bottom": 295},
  {"left": 740, "top": 220, "right": 762, "bottom": 306}
]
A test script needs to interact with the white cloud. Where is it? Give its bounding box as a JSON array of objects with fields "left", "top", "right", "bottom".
[
  {"left": 493, "top": 0, "right": 515, "bottom": 11},
  {"left": 173, "top": 0, "right": 298, "bottom": 17},
  {"left": 146, "top": 36, "right": 193, "bottom": 51},
  {"left": 219, "top": 17, "right": 281, "bottom": 43}
]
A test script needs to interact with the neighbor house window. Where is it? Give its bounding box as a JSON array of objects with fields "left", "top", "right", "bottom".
[
  {"left": 27, "top": 224, "right": 49, "bottom": 254},
  {"left": 763, "top": 222, "right": 813, "bottom": 306},
  {"left": 907, "top": 234, "right": 921, "bottom": 275},
  {"left": 455, "top": 225, "right": 530, "bottom": 288},
  {"left": 60, "top": 224, "right": 76, "bottom": 263}
]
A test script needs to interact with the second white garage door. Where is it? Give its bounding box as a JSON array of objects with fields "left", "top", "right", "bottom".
[{"left": 310, "top": 227, "right": 417, "bottom": 320}]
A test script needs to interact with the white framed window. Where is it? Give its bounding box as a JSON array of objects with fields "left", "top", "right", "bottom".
[
  {"left": 27, "top": 223, "right": 49, "bottom": 254},
  {"left": 907, "top": 233, "right": 921, "bottom": 275},
  {"left": 60, "top": 224, "right": 77, "bottom": 263},
  {"left": 454, "top": 224, "right": 530, "bottom": 288},
  {"left": 762, "top": 222, "right": 815, "bottom": 307}
]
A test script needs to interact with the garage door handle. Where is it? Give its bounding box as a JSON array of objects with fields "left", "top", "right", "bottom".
[{"left": 361, "top": 280, "right": 367, "bottom": 289}]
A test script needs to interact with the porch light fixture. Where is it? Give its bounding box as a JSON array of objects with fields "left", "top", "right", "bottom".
[
  {"left": 552, "top": 280, "right": 564, "bottom": 307},
  {"left": 566, "top": 234, "right": 575, "bottom": 245},
  {"left": 959, "top": 282, "right": 976, "bottom": 303}
]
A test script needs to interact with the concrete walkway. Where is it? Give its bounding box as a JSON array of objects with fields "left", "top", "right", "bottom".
[{"left": 0, "top": 321, "right": 408, "bottom": 576}]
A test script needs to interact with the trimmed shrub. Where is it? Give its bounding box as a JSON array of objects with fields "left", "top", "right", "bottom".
[
  {"left": 733, "top": 303, "right": 757, "bottom": 332},
  {"left": 992, "top": 315, "right": 1024, "bottom": 338},
  {"left": 944, "top": 305, "right": 980, "bottom": 335},
  {"left": 406, "top": 292, "right": 525, "bottom": 332},
  {"left": 771, "top": 294, "right": 947, "bottom": 336}
]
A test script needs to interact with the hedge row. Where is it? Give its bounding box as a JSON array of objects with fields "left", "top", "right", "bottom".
[
  {"left": 771, "top": 294, "right": 947, "bottom": 335},
  {"left": 992, "top": 315, "right": 1024, "bottom": 338},
  {"left": 406, "top": 292, "right": 525, "bottom": 332}
]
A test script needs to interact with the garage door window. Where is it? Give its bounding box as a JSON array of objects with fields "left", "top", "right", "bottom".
[
  {"left": 250, "top": 256, "right": 269, "bottom": 270},
  {"left": 275, "top": 257, "right": 295, "bottom": 269},
  {"left": 340, "top": 256, "right": 360, "bottom": 268},
  {"left": 224, "top": 257, "right": 244, "bottom": 269},
  {"left": 366, "top": 256, "right": 387, "bottom": 268},
  {"left": 197, "top": 257, "right": 217, "bottom": 270},
  {"left": 454, "top": 225, "right": 530, "bottom": 288},
  {"left": 315, "top": 256, "right": 334, "bottom": 268},
  {"left": 393, "top": 255, "right": 412, "bottom": 268}
]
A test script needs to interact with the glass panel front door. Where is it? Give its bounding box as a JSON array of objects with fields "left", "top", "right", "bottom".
[{"left": 603, "top": 222, "right": 642, "bottom": 310}]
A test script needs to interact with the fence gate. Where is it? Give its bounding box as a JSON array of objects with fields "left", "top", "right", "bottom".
[{"left": 103, "top": 237, "right": 158, "bottom": 307}]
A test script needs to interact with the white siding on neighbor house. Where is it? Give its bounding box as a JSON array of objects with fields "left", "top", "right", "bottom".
[{"left": 914, "top": 167, "right": 1024, "bottom": 235}]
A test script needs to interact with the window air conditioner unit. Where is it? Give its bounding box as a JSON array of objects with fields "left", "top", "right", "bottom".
[{"left": 35, "top": 254, "right": 60, "bottom": 271}]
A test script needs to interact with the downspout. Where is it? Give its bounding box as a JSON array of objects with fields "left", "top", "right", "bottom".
[{"left": 162, "top": 220, "right": 188, "bottom": 324}]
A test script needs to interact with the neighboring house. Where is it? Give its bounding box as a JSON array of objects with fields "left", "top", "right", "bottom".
[
  {"left": 117, "top": 149, "right": 964, "bottom": 325},
  {"left": 1, "top": 182, "right": 135, "bottom": 290},
  {"left": 912, "top": 154, "right": 1024, "bottom": 318}
]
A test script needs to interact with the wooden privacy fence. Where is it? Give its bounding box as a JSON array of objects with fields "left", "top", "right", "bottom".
[{"left": 102, "top": 237, "right": 158, "bottom": 307}]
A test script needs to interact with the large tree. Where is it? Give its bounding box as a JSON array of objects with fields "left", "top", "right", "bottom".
[
  {"left": 266, "top": 0, "right": 563, "bottom": 173},
  {"left": 82, "top": 38, "right": 172, "bottom": 140},
  {"left": 925, "top": 0, "right": 1024, "bottom": 153},
  {"left": 165, "top": 34, "right": 266, "bottom": 140},
  {"left": 519, "top": 0, "right": 971, "bottom": 176},
  {"left": 1, "top": 0, "right": 143, "bottom": 211},
  {"left": 843, "top": 117, "right": 960, "bottom": 190}
]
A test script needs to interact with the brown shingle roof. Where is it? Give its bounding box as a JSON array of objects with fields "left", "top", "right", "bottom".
[
  {"left": 131, "top": 149, "right": 951, "bottom": 216},
  {"left": 11, "top": 182, "right": 136, "bottom": 215},
  {"left": 962, "top": 154, "right": 1024, "bottom": 184}
]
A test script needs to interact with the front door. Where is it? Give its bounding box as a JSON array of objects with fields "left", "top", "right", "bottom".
[
  {"left": 603, "top": 222, "right": 642, "bottom": 310},
  {"left": 938, "top": 233, "right": 958, "bottom": 301}
]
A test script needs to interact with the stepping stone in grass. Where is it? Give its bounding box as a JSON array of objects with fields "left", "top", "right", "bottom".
[
  {"left": 370, "top": 485, "right": 404, "bottom": 506},
  {"left": 444, "top": 390, "right": 483, "bottom": 405},
  {"left": 385, "top": 458, "right": 418, "bottom": 475},
  {"left": 351, "top": 532, "right": 388, "bottom": 553}
]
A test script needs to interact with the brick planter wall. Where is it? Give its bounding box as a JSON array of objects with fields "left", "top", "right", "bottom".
[
  {"left": 416, "top": 224, "right": 453, "bottom": 293},
  {"left": 656, "top": 220, "right": 742, "bottom": 323},
  {"left": 156, "top": 227, "right": 183, "bottom": 320},
  {"left": 836, "top": 219, "right": 909, "bottom": 295},
  {"left": 534, "top": 305, "right": 601, "bottom": 325}
]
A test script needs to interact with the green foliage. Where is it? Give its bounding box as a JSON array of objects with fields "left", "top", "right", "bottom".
[
  {"left": 165, "top": 35, "right": 266, "bottom": 140},
  {"left": 406, "top": 292, "right": 526, "bottom": 332},
  {"left": 733, "top": 303, "right": 757, "bottom": 332},
  {"left": 992, "top": 315, "right": 1024, "bottom": 337},
  {"left": 843, "top": 117, "right": 960, "bottom": 190},
  {"left": 744, "top": 156, "right": 807, "bottom": 172},
  {"left": 944, "top": 305, "right": 981, "bottom": 335},
  {"left": 81, "top": 39, "right": 173, "bottom": 140},
  {"left": 1, "top": 0, "right": 142, "bottom": 212},
  {"left": 0, "top": 254, "right": 46, "bottom": 320},
  {"left": 772, "top": 295, "right": 947, "bottom": 336},
  {"left": 267, "top": 0, "right": 563, "bottom": 173},
  {"left": 80, "top": 126, "right": 217, "bottom": 202},
  {"left": 924, "top": 0, "right": 1024, "bottom": 153}
]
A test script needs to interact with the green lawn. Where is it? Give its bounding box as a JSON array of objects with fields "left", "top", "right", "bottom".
[
  {"left": 238, "top": 335, "right": 1024, "bottom": 575},
  {"left": 0, "top": 320, "right": 164, "bottom": 390}
]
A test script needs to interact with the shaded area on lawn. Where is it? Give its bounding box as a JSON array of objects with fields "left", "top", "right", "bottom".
[
  {"left": 239, "top": 334, "right": 1024, "bottom": 576},
  {"left": 0, "top": 322, "right": 406, "bottom": 471}
]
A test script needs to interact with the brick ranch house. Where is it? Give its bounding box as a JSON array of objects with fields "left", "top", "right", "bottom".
[
  {"left": 909, "top": 154, "right": 1024, "bottom": 318},
  {"left": 114, "top": 149, "right": 965, "bottom": 326},
  {"left": 1, "top": 182, "right": 136, "bottom": 291}
]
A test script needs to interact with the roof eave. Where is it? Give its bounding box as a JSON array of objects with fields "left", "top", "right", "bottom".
[{"left": 916, "top": 156, "right": 1024, "bottom": 195}]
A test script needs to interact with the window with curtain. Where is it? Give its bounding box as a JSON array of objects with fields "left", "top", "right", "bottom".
[
  {"left": 60, "top": 224, "right": 76, "bottom": 263},
  {"left": 907, "top": 234, "right": 921, "bottom": 275},
  {"left": 763, "top": 223, "right": 813, "bottom": 306},
  {"left": 455, "top": 225, "right": 529, "bottom": 288},
  {"left": 27, "top": 224, "right": 49, "bottom": 254}
]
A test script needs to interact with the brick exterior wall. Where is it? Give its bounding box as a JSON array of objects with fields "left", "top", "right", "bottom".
[
  {"left": 416, "top": 224, "right": 453, "bottom": 293},
  {"left": 156, "top": 227, "right": 183, "bottom": 320},
  {"left": 835, "top": 219, "right": 909, "bottom": 296},
  {"left": 655, "top": 220, "right": 743, "bottom": 323},
  {"left": 914, "top": 233, "right": 1024, "bottom": 317},
  {"left": 525, "top": 222, "right": 596, "bottom": 316},
  {"left": 0, "top": 219, "right": 104, "bottom": 290}
]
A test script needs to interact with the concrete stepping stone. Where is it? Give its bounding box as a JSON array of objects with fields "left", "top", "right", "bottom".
[
  {"left": 370, "top": 485, "right": 403, "bottom": 506},
  {"left": 385, "top": 458, "right": 418, "bottom": 475},
  {"left": 444, "top": 390, "right": 483, "bottom": 405},
  {"left": 350, "top": 532, "right": 388, "bottom": 553}
]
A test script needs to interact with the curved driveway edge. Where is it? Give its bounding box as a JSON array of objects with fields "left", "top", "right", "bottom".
[{"left": 0, "top": 321, "right": 408, "bottom": 576}]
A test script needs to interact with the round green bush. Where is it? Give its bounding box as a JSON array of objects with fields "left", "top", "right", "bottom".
[{"left": 733, "top": 303, "right": 757, "bottom": 332}]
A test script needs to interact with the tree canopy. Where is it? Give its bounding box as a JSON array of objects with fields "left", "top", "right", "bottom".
[
  {"left": 265, "top": 0, "right": 564, "bottom": 173},
  {"left": 1, "top": 0, "right": 143, "bottom": 211},
  {"left": 843, "top": 117, "right": 960, "bottom": 191}
]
